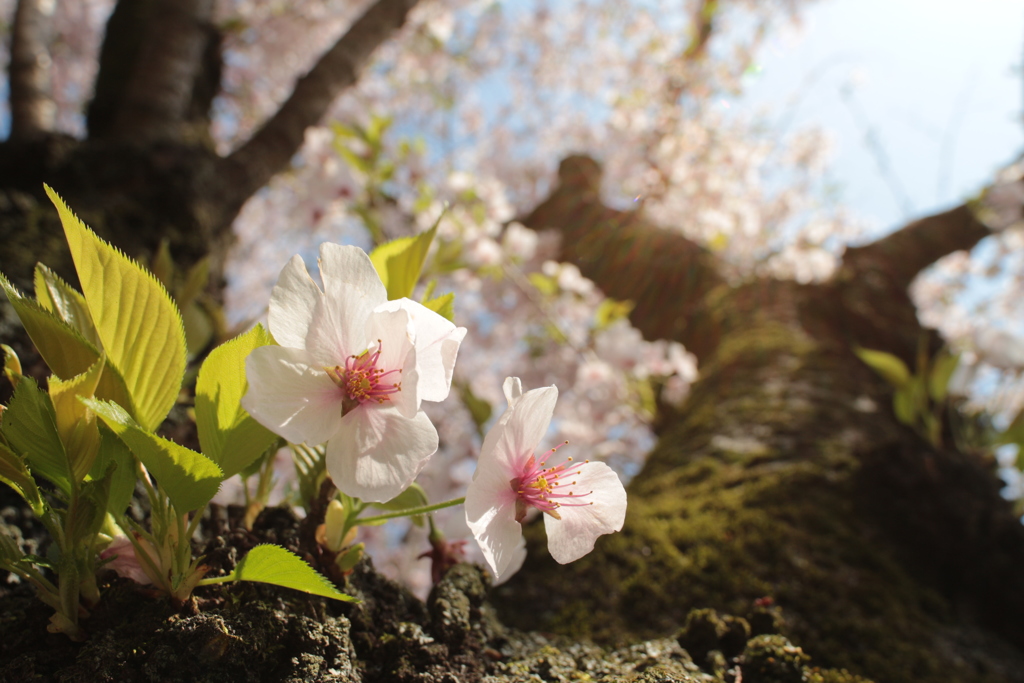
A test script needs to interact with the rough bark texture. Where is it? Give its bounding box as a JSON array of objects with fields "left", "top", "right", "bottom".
[
  {"left": 0, "top": 499, "right": 875, "bottom": 682},
  {"left": 501, "top": 157, "right": 1024, "bottom": 682}
]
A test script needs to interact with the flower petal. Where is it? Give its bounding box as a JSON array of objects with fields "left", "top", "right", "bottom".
[
  {"left": 305, "top": 286, "right": 375, "bottom": 368},
  {"left": 365, "top": 307, "right": 419, "bottom": 418},
  {"left": 326, "top": 405, "right": 438, "bottom": 503},
  {"left": 509, "top": 385, "right": 557, "bottom": 454},
  {"left": 475, "top": 379, "right": 555, "bottom": 478},
  {"left": 490, "top": 384, "right": 557, "bottom": 471},
  {"left": 473, "top": 378, "right": 524, "bottom": 481},
  {"left": 268, "top": 255, "right": 322, "bottom": 349},
  {"left": 377, "top": 298, "right": 467, "bottom": 403},
  {"left": 465, "top": 461, "right": 522, "bottom": 581},
  {"left": 242, "top": 346, "right": 344, "bottom": 445},
  {"left": 490, "top": 537, "right": 527, "bottom": 586},
  {"left": 365, "top": 307, "right": 414, "bottom": 377},
  {"left": 502, "top": 377, "right": 523, "bottom": 405},
  {"left": 318, "top": 243, "right": 387, "bottom": 310},
  {"left": 543, "top": 461, "right": 627, "bottom": 564}
]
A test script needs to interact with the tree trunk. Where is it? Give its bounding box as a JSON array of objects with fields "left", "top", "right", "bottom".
[
  {"left": 0, "top": 0, "right": 423, "bottom": 295},
  {"left": 502, "top": 157, "right": 1024, "bottom": 683}
]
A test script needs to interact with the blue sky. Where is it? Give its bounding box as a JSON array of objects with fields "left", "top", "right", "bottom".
[{"left": 741, "top": 0, "right": 1024, "bottom": 235}]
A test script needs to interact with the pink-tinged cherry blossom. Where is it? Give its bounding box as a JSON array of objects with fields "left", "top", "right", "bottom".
[
  {"left": 99, "top": 535, "right": 153, "bottom": 586},
  {"left": 465, "top": 377, "right": 627, "bottom": 581},
  {"left": 242, "top": 243, "right": 467, "bottom": 503}
]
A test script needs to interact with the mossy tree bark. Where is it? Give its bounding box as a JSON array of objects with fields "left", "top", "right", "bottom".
[{"left": 504, "top": 156, "right": 1024, "bottom": 682}]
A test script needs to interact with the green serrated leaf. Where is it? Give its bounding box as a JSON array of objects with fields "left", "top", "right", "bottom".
[
  {"left": 1, "top": 275, "right": 134, "bottom": 413},
  {"left": 928, "top": 351, "right": 960, "bottom": 402},
  {"left": 2, "top": 344, "right": 21, "bottom": 388},
  {"left": 86, "top": 399, "right": 222, "bottom": 512},
  {"left": 45, "top": 185, "right": 187, "bottom": 431},
  {"left": 2, "top": 376, "right": 70, "bottom": 495},
  {"left": 369, "top": 223, "right": 438, "bottom": 300},
  {"left": 67, "top": 464, "right": 113, "bottom": 543},
  {"left": 195, "top": 324, "right": 278, "bottom": 479},
  {"left": 421, "top": 292, "right": 454, "bottom": 322},
  {"left": 5, "top": 274, "right": 99, "bottom": 374},
  {"left": 854, "top": 347, "right": 911, "bottom": 389},
  {"left": 33, "top": 264, "right": 101, "bottom": 347},
  {"left": 90, "top": 424, "right": 136, "bottom": 516},
  {"left": 49, "top": 354, "right": 105, "bottom": 482},
  {"left": 231, "top": 544, "right": 355, "bottom": 602},
  {"left": 0, "top": 442, "right": 44, "bottom": 513}
]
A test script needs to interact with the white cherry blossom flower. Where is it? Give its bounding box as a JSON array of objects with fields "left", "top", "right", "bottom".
[
  {"left": 465, "top": 377, "right": 627, "bottom": 581},
  {"left": 243, "top": 243, "right": 466, "bottom": 502}
]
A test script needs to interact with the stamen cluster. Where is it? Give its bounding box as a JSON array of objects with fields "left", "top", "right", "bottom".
[
  {"left": 511, "top": 447, "right": 592, "bottom": 522},
  {"left": 326, "top": 340, "right": 402, "bottom": 405}
]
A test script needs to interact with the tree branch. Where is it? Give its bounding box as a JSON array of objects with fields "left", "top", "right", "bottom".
[
  {"left": 8, "top": 0, "right": 55, "bottom": 140},
  {"left": 520, "top": 155, "right": 727, "bottom": 359},
  {"left": 838, "top": 203, "right": 991, "bottom": 291},
  {"left": 217, "top": 0, "right": 421, "bottom": 210}
]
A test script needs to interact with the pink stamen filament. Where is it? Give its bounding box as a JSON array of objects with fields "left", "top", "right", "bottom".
[
  {"left": 511, "top": 443, "right": 594, "bottom": 522},
  {"left": 326, "top": 340, "right": 402, "bottom": 405}
]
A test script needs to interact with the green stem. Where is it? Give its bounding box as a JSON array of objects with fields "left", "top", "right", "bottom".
[
  {"left": 185, "top": 505, "right": 206, "bottom": 541},
  {"left": 255, "top": 450, "right": 276, "bottom": 506},
  {"left": 355, "top": 497, "right": 466, "bottom": 525},
  {"left": 195, "top": 573, "right": 235, "bottom": 587}
]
